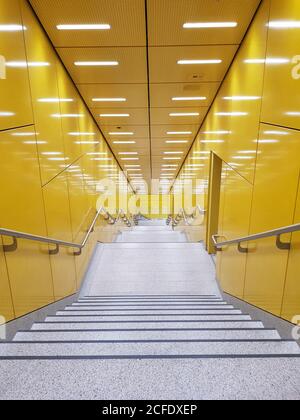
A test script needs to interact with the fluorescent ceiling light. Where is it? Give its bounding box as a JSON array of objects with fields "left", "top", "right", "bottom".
[
  {"left": 6, "top": 61, "right": 50, "bottom": 67},
  {"left": 118, "top": 152, "right": 138, "bottom": 155},
  {"left": 12, "top": 132, "right": 36, "bottom": 137},
  {"left": 244, "top": 58, "right": 289, "bottom": 64},
  {"left": 163, "top": 157, "right": 181, "bottom": 160},
  {"left": 75, "top": 61, "right": 118, "bottom": 66},
  {"left": 42, "top": 152, "right": 63, "bottom": 156},
  {"left": 87, "top": 152, "right": 108, "bottom": 155},
  {"left": 286, "top": 112, "right": 300, "bottom": 116},
  {"left": 38, "top": 98, "right": 73, "bottom": 103},
  {"left": 75, "top": 141, "right": 99, "bottom": 145},
  {"left": 232, "top": 156, "right": 254, "bottom": 160},
  {"left": 169, "top": 112, "right": 200, "bottom": 116},
  {"left": 183, "top": 22, "right": 237, "bottom": 29},
  {"left": 57, "top": 24, "right": 110, "bottom": 30},
  {"left": 223, "top": 96, "right": 261, "bottom": 101},
  {"left": 100, "top": 114, "right": 130, "bottom": 117},
  {"left": 215, "top": 112, "right": 248, "bottom": 116},
  {"left": 113, "top": 141, "right": 136, "bottom": 144},
  {"left": 164, "top": 151, "right": 184, "bottom": 154},
  {"left": 256, "top": 139, "right": 279, "bottom": 144},
  {"left": 52, "top": 113, "right": 83, "bottom": 118},
  {"left": 162, "top": 165, "right": 178, "bottom": 167},
  {"left": 166, "top": 140, "right": 188, "bottom": 144},
  {"left": 0, "top": 24, "right": 26, "bottom": 32},
  {"left": 48, "top": 157, "right": 69, "bottom": 161},
  {"left": 178, "top": 59, "right": 222, "bottom": 65},
  {"left": 124, "top": 165, "right": 140, "bottom": 168},
  {"left": 69, "top": 132, "right": 96, "bottom": 136},
  {"left": 200, "top": 140, "right": 224, "bottom": 143},
  {"left": 263, "top": 131, "right": 288, "bottom": 136},
  {"left": 191, "top": 156, "right": 209, "bottom": 160},
  {"left": 167, "top": 131, "right": 192, "bottom": 135},
  {"left": 93, "top": 98, "right": 126, "bottom": 102},
  {"left": 121, "top": 158, "right": 139, "bottom": 161},
  {"left": 268, "top": 21, "right": 300, "bottom": 28},
  {"left": 109, "top": 132, "right": 134, "bottom": 136},
  {"left": 0, "top": 111, "right": 15, "bottom": 116},
  {"left": 172, "top": 96, "right": 206, "bottom": 101},
  {"left": 202, "top": 131, "right": 231, "bottom": 134}
]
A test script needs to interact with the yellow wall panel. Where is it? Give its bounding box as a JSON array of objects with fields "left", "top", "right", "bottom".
[
  {"left": 56, "top": 61, "right": 83, "bottom": 164},
  {"left": 244, "top": 124, "right": 300, "bottom": 315},
  {"left": 0, "top": 240, "right": 14, "bottom": 321},
  {"left": 20, "top": 0, "right": 66, "bottom": 185},
  {"left": 43, "top": 173, "right": 77, "bottom": 300},
  {"left": 197, "top": 0, "right": 270, "bottom": 184},
  {"left": 0, "top": 0, "right": 33, "bottom": 131},
  {"left": 218, "top": 165, "right": 253, "bottom": 298},
  {"left": 0, "top": 126, "right": 54, "bottom": 317},
  {"left": 281, "top": 182, "right": 300, "bottom": 322},
  {"left": 261, "top": 0, "right": 300, "bottom": 130}
]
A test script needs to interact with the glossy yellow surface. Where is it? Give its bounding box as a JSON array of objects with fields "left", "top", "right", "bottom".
[
  {"left": 244, "top": 124, "right": 300, "bottom": 315},
  {"left": 0, "top": 0, "right": 128, "bottom": 321},
  {"left": 261, "top": 0, "right": 300, "bottom": 130},
  {"left": 0, "top": 126, "right": 54, "bottom": 317},
  {"left": 0, "top": 240, "right": 15, "bottom": 321},
  {"left": 178, "top": 0, "right": 300, "bottom": 320},
  {"left": 0, "top": 0, "right": 33, "bottom": 131},
  {"left": 218, "top": 164, "right": 253, "bottom": 298},
  {"left": 281, "top": 184, "right": 300, "bottom": 322},
  {"left": 43, "top": 172, "right": 77, "bottom": 300},
  {"left": 21, "top": 0, "right": 66, "bottom": 185}
]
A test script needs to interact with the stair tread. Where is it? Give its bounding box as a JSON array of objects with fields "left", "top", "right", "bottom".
[
  {"left": 14, "top": 329, "right": 281, "bottom": 342},
  {"left": 32, "top": 320, "right": 264, "bottom": 330},
  {"left": 0, "top": 341, "right": 299, "bottom": 358}
]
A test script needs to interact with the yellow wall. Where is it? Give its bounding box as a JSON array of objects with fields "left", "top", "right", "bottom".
[
  {"left": 177, "top": 0, "right": 300, "bottom": 323},
  {"left": 0, "top": 0, "right": 128, "bottom": 321}
]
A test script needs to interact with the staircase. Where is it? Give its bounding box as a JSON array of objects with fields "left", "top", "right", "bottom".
[
  {"left": 0, "top": 224, "right": 299, "bottom": 399},
  {"left": 0, "top": 294, "right": 297, "bottom": 359}
]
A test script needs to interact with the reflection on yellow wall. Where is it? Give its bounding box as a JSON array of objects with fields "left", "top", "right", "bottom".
[
  {"left": 218, "top": 164, "right": 253, "bottom": 298},
  {"left": 281, "top": 182, "right": 300, "bottom": 322},
  {"left": 261, "top": 0, "right": 300, "bottom": 130},
  {"left": 0, "top": 0, "right": 33, "bottom": 131},
  {"left": 178, "top": 0, "right": 300, "bottom": 322},
  {"left": 0, "top": 240, "right": 15, "bottom": 321},
  {"left": 244, "top": 125, "right": 300, "bottom": 315},
  {"left": 0, "top": 0, "right": 128, "bottom": 321}
]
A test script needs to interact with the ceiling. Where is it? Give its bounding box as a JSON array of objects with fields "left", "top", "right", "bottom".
[{"left": 29, "top": 0, "right": 261, "bottom": 188}]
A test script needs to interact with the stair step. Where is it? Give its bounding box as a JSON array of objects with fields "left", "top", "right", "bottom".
[
  {"left": 32, "top": 320, "right": 263, "bottom": 330},
  {"left": 81, "top": 294, "right": 219, "bottom": 298},
  {"left": 71, "top": 303, "right": 234, "bottom": 309},
  {"left": 62, "top": 308, "right": 243, "bottom": 315},
  {"left": 74, "top": 298, "right": 228, "bottom": 305},
  {"left": 54, "top": 313, "right": 253, "bottom": 321},
  {"left": 14, "top": 329, "right": 281, "bottom": 342},
  {"left": 46, "top": 314, "right": 250, "bottom": 322},
  {"left": 0, "top": 341, "right": 299, "bottom": 359}
]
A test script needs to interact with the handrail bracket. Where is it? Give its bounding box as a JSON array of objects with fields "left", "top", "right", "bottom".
[
  {"left": 3, "top": 237, "right": 18, "bottom": 253},
  {"left": 276, "top": 234, "right": 291, "bottom": 251},
  {"left": 49, "top": 244, "right": 60, "bottom": 255},
  {"left": 238, "top": 242, "right": 248, "bottom": 254}
]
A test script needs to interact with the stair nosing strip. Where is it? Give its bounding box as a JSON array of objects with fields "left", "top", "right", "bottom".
[
  {"left": 11, "top": 339, "right": 287, "bottom": 344},
  {"left": 0, "top": 354, "right": 299, "bottom": 360}
]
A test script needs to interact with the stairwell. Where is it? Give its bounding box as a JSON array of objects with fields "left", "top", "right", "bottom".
[{"left": 0, "top": 224, "right": 300, "bottom": 399}]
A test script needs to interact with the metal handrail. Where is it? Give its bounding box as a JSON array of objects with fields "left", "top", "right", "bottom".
[
  {"left": 0, "top": 207, "right": 133, "bottom": 256},
  {"left": 172, "top": 205, "right": 206, "bottom": 227},
  {"left": 212, "top": 223, "right": 300, "bottom": 253}
]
